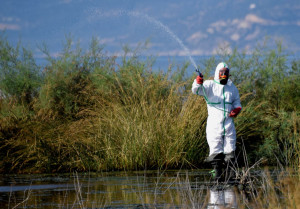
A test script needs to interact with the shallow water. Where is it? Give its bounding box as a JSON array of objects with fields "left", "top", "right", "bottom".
[{"left": 0, "top": 169, "right": 263, "bottom": 208}]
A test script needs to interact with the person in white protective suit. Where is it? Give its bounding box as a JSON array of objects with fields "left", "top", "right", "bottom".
[{"left": 191, "top": 62, "right": 242, "bottom": 180}]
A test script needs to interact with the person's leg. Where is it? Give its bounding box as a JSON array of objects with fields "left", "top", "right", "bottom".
[
  {"left": 224, "top": 151, "right": 236, "bottom": 180},
  {"left": 205, "top": 135, "right": 225, "bottom": 181},
  {"left": 223, "top": 133, "right": 236, "bottom": 155},
  {"left": 207, "top": 135, "right": 224, "bottom": 156},
  {"left": 210, "top": 155, "right": 224, "bottom": 180},
  {"left": 224, "top": 134, "right": 237, "bottom": 180}
]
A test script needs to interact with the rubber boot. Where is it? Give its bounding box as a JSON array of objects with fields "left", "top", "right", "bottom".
[
  {"left": 204, "top": 153, "right": 225, "bottom": 182},
  {"left": 224, "top": 152, "right": 237, "bottom": 182},
  {"left": 210, "top": 160, "right": 223, "bottom": 181},
  {"left": 225, "top": 164, "right": 236, "bottom": 181}
]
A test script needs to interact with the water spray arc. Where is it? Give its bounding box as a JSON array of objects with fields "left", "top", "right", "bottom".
[
  {"left": 88, "top": 9, "right": 201, "bottom": 75},
  {"left": 126, "top": 11, "right": 198, "bottom": 69}
]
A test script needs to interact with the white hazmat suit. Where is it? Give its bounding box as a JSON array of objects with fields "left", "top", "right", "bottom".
[{"left": 191, "top": 62, "right": 242, "bottom": 159}]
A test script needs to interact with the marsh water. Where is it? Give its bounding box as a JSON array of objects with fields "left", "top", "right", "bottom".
[{"left": 0, "top": 169, "right": 267, "bottom": 208}]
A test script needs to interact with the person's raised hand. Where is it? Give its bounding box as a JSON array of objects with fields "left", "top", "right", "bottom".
[{"left": 196, "top": 73, "right": 204, "bottom": 85}]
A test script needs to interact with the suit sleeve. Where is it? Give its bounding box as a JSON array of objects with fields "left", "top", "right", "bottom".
[
  {"left": 232, "top": 87, "right": 242, "bottom": 110},
  {"left": 191, "top": 79, "right": 210, "bottom": 96}
]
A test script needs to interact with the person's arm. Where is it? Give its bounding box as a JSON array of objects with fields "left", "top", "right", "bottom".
[
  {"left": 191, "top": 75, "right": 205, "bottom": 95},
  {"left": 229, "top": 88, "right": 242, "bottom": 117}
]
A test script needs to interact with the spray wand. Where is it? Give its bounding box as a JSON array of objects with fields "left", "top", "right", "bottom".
[{"left": 195, "top": 68, "right": 203, "bottom": 78}]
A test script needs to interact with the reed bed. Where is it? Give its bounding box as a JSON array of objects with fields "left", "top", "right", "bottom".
[{"left": 0, "top": 34, "right": 300, "bottom": 173}]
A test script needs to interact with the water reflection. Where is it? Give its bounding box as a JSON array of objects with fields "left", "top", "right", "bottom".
[
  {"left": 0, "top": 170, "right": 256, "bottom": 208},
  {"left": 207, "top": 187, "right": 237, "bottom": 209}
]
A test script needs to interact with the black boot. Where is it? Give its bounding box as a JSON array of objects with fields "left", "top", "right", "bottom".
[
  {"left": 210, "top": 160, "right": 223, "bottom": 181},
  {"left": 224, "top": 152, "right": 237, "bottom": 181},
  {"left": 204, "top": 153, "right": 225, "bottom": 182}
]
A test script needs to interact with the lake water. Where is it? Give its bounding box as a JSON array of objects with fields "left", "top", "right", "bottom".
[
  {"left": 36, "top": 55, "right": 208, "bottom": 77},
  {"left": 0, "top": 169, "right": 263, "bottom": 209}
]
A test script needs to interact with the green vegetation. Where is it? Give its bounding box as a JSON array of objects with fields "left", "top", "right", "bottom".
[{"left": 0, "top": 34, "right": 299, "bottom": 173}]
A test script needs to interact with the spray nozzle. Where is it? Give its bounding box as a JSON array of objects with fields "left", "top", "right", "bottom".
[{"left": 195, "top": 69, "right": 203, "bottom": 77}]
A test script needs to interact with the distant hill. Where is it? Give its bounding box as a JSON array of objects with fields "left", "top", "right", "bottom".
[
  {"left": 89, "top": 0, "right": 300, "bottom": 56},
  {"left": 1, "top": 0, "right": 299, "bottom": 57}
]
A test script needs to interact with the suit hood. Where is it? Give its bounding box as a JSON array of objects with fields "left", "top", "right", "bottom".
[{"left": 214, "top": 62, "right": 232, "bottom": 85}]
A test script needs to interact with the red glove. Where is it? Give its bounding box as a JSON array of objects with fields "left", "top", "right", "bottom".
[
  {"left": 229, "top": 107, "right": 242, "bottom": 117},
  {"left": 196, "top": 75, "right": 203, "bottom": 85}
]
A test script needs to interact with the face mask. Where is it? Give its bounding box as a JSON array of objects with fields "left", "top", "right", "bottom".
[{"left": 219, "top": 68, "right": 229, "bottom": 85}]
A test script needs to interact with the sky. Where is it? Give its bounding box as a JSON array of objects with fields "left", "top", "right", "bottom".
[{"left": 1, "top": 0, "right": 300, "bottom": 64}]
